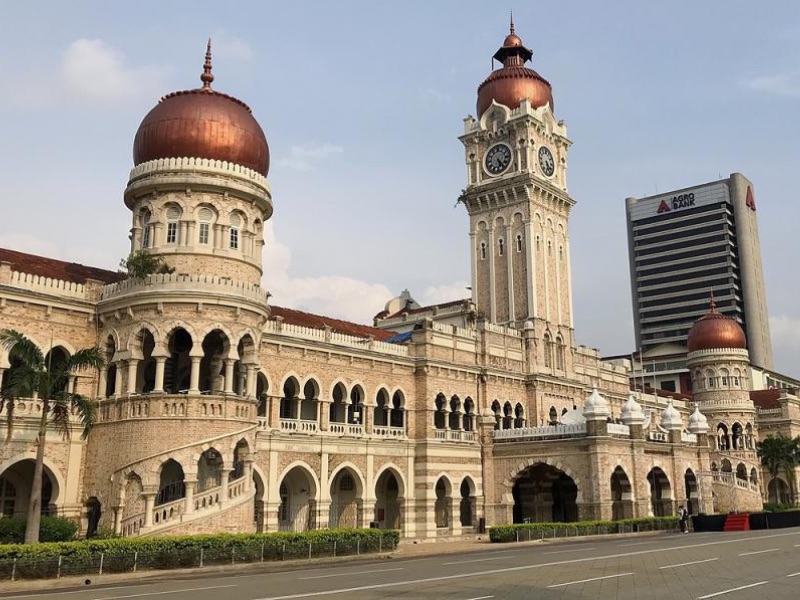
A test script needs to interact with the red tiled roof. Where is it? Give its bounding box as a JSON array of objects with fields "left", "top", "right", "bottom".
[
  {"left": 270, "top": 306, "right": 397, "bottom": 342},
  {"left": 0, "top": 247, "right": 124, "bottom": 285},
  {"left": 384, "top": 298, "right": 467, "bottom": 320},
  {"left": 750, "top": 389, "right": 782, "bottom": 409}
]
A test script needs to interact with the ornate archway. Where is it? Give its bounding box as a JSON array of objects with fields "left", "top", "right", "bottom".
[{"left": 512, "top": 463, "right": 578, "bottom": 523}]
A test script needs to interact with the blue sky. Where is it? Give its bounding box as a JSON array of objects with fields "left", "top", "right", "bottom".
[{"left": 2, "top": 1, "right": 800, "bottom": 373}]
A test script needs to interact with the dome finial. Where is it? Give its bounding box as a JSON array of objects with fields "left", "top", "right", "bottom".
[
  {"left": 510, "top": 10, "right": 515, "bottom": 35},
  {"left": 201, "top": 38, "right": 214, "bottom": 90},
  {"left": 709, "top": 288, "right": 717, "bottom": 312}
]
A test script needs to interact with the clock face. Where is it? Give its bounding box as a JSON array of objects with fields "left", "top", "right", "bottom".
[
  {"left": 538, "top": 146, "right": 555, "bottom": 177},
  {"left": 484, "top": 143, "right": 513, "bottom": 176}
]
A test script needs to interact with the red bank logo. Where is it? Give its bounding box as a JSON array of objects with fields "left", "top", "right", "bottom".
[
  {"left": 746, "top": 186, "right": 756, "bottom": 211},
  {"left": 655, "top": 193, "right": 695, "bottom": 215}
]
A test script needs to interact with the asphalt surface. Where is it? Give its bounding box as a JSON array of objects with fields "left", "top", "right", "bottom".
[{"left": 3, "top": 528, "right": 800, "bottom": 599}]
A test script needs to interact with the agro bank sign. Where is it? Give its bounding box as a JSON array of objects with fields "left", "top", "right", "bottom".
[{"left": 628, "top": 182, "right": 730, "bottom": 221}]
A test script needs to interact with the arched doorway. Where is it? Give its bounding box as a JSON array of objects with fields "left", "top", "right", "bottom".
[
  {"left": 165, "top": 328, "right": 192, "bottom": 394},
  {"left": 647, "top": 467, "right": 672, "bottom": 517},
  {"left": 196, "top": 448, "right": 224, "bottom": 493},
  {"left": 278, "top": 466, "right": 316, "bottom": 532},
  {"left": 156, "top": 459, "right": 185, "bottom": 506},
  {"left": 459, "top": 478, "right": 475, "bottom": 527},
  {"left": 513, "top": 463, "right": 578, "bottom": 523},
  {"left": 253, "top": 468, "right": 266, "bottom": 532},
  {"left": 767, "top": 478, "right": 791, "bottom": 504},
  {"left": 0, "top": 459, "right": 58, "bottom": 517},
  {"left": 374, "top": 469, "right": 402, "bottom": 530},
  {"left": 329, "top": 469, "right": 360, "bottom": 529},
  {"left": 434, "top": 477, "right": 452, "bottom": 529},
  {"left": 610, "top": 466, "right": 633, "bottom": 520},
  {"left": 85, "top": 497, "right": 101, "bottom": 538},
  {"left": 684, "top": 469, "right": 699, "bottom": 515}
]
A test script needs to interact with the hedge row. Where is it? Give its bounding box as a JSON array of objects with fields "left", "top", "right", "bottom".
[
  {"left": 0, "top": 518, "right": 78, "bottom": 545},
  {"left": 0, "top": 529, "right": 400, "bottom": 579},
  {"left": 489, "top": 517, "right": 679, "bottom": 543},
  {"left": 762, "top": 503, "right": 800, "bottom": 513}
]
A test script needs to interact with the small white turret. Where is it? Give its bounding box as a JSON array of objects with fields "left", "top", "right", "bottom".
[
  {"left": 660, "top": 399, "right": 683, "bottom": 431},
  {"left": 583, "top": 388, "right": 610, "bottom": 421},
  {"left": 620, "top": 393, "right": 645, "bottom": 426},
  {"left": 687, "top": 403, "right": 710, "bottom": 435}
]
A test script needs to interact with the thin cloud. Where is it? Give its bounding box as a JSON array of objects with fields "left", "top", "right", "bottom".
[
  {"left": 211, "top": 32, "right": 254, "bottom": 62},
  {"left": 275, "top": 142, "right": 344, "bottom": 171},
  {"left": 261, "top": 222, "right": 390, "bottom": 324},
  {"left": 741, "top": 71, "right": 800, "bottom": 98},
  {"left": 7, "top": 38, "right": 166, "bottom": 108}
]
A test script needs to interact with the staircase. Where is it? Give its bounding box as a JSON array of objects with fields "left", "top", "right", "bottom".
[{"left": 723, "top": 513, "right": 750, "bottom": 531}]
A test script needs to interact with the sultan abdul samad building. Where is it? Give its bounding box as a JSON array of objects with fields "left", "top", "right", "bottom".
[{"left": 0, "top": 23, "right": 778, "bottom": 538}]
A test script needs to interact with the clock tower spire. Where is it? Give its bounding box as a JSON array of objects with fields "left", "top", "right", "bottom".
[{"left": 459, "top": 22, "right": 575, "bottom": 373}]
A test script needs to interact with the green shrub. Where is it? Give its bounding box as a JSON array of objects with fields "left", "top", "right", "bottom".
[
  {"left": 0, "top": 517, "right": 77, "bottom": 544},
  {"left": 762, "top": 503, "right": 800, "bottom": 513},
  {"left": 488, "top": 517, "right": 679, "bottom": 543},
  {"left": 0, "top": 528, "right": 400, "bottom": 580}
]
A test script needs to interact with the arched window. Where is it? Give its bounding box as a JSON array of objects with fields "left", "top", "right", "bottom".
[
  {"left": 498, "top": 238, "right": 505, "bottom": 256},
  {"left": 548, "top": 406, "right": 557, "bottom": 425},
  {"left": 515, "top": 234, "right": 523, "bottom": 253},
  {"left": 543, "top": 333, "right": 553, "bottom": 368},
  {"left": 230, "top": 213, "right": 242, "bottom": 250},
  {"left": 140, "top": 210, "right": 152, "bottom": 248},
  {"left": 165, "top": 205, "right": 181, "bottom": 244},
  {"left": 555, "top": 336, "right": 565, "bottom": 371},
  {"left": 480, "top": 242, "right": 487, "bottom": 260},
  {"left": 198, "top": 206, "right": 215, "bottom": 245},
  {"left": 0, "top": 477, "right": 16, "bottom": 517}
]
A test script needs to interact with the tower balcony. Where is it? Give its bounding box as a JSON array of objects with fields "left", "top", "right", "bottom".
[{"left": 99, "top": 273, "right": 270, "bottom": 311}]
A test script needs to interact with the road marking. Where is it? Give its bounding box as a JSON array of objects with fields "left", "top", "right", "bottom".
[
  {"left": 739, "top": 548, "right": 778, "bottom": 556},
  {"left": 660, "top": 557, "right": 718, "bottom": 570},
  {"left": 463, "top": 597, "right": 493, "bottom": 600},
  {"left": 620, "top": 541, "right": 657, "bottom": 547},
  {"left": 443, "top": 556, "right": 508, "bottom": 565},
  {"left": 544, "top": 546, "right": 597, "bottom": 555},
  {"left": 696, "top": 581, "right": 769, "bottom": 599},
  {"left": 94, "top": 584, "right": 238, "bottom": 599},
  {"left": 302, "top": 567, "right": 404, "bottom": 579},
  {"left": 547, "top": 572, "right": 633, "bottom": 588},
  {"left": 252, "top": 530, "right": 800, "bottom": 600},
  {"left": 787, "top": 572, "right": 800, "bottom": 577}
]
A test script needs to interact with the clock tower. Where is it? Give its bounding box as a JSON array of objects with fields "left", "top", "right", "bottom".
[{"left": 459, "top": 19, "right": 576, "bottom": 371}]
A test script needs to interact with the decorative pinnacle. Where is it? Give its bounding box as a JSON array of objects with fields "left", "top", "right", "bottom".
[
  {"left": 201, "top": 38, "right": 214, "bottom": 89},
  {"left": 708, "top": 288, "right": 717, "bottom": 312},
  {"left": 510, "top": 10, "right": 515, "bottom": 34}
]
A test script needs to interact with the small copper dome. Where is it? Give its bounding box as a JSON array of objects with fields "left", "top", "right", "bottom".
[
  {"left": 687, "top": 298, "right": 747, "bottom": 352},
  {"left": 133, "top": 41, "right": 270, "bottom": 176},
  {"left": 476, "top": 18, "right": 553, "bottom": 118}
]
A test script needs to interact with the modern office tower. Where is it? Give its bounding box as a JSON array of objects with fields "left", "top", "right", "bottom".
[{"left": 626, "top": 173, "right": 773, "bottom": 369}]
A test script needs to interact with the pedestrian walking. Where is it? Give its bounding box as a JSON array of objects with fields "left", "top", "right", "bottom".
[{"left": 678, "top": 505, "right": 689, "bottom": 533}]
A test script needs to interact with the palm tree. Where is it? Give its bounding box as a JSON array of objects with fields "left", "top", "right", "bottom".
[
  {"left": 756, "top": 434, "right": 798, "bottom": 505},
  {"left": 0, "top": 329, "right": 104, "bottom": 543}
]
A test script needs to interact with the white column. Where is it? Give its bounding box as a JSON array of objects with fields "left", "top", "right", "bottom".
[
  {"left": 126, "top": 359, "right": 139, "bottom": 394},
  {"left": 97, "top": 368, "right": 107, "bottom": 398},
  {"left": 246, "top": 366, "right": 257, "bottom": 398},
  {"left": 143, "top": 493, "right": 156, "bottom": 528},
  {"left": 153, "top": 357, "right": 166, "bottom": 393},
  {"left": 114, "top": 361, "right": 123, "bottom": 397},
  {"left": 224, "top": 360, "right": 236, "bottom": 394},
  {"left": 565, "top": 233, "right": 575, "bottom": 329},
  {"left": 505, "top": 224, "right": 515, "bottom": 323},
  {"left": 524, "top": 219, "right": 536, "bottom": 320},
  {"left": 488, "top": 226, "right": 496, "bottom": 322},
  {"left": 0, "top": 368, "right": 4, "bottom": 390},
  {"left": 189, "top": 356, "right": 202, "bottom": 394},
  {"left": 469, "top": 231, "right": 478, "bottom": 304}
]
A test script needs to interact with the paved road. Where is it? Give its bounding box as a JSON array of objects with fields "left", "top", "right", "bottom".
[{"left": 4, "top": 528, "right": 800, "bottom": 600}]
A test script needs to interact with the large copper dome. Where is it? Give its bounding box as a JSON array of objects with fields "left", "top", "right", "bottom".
[
  {"left": 133, "top": 42, "right": 270, "bottom": 176},
  {"left": 476, "top": 18, "right": 553, "bottom": 118},
  {"left": 687, "top": 298, "right": 747, "bottom": 352}
]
